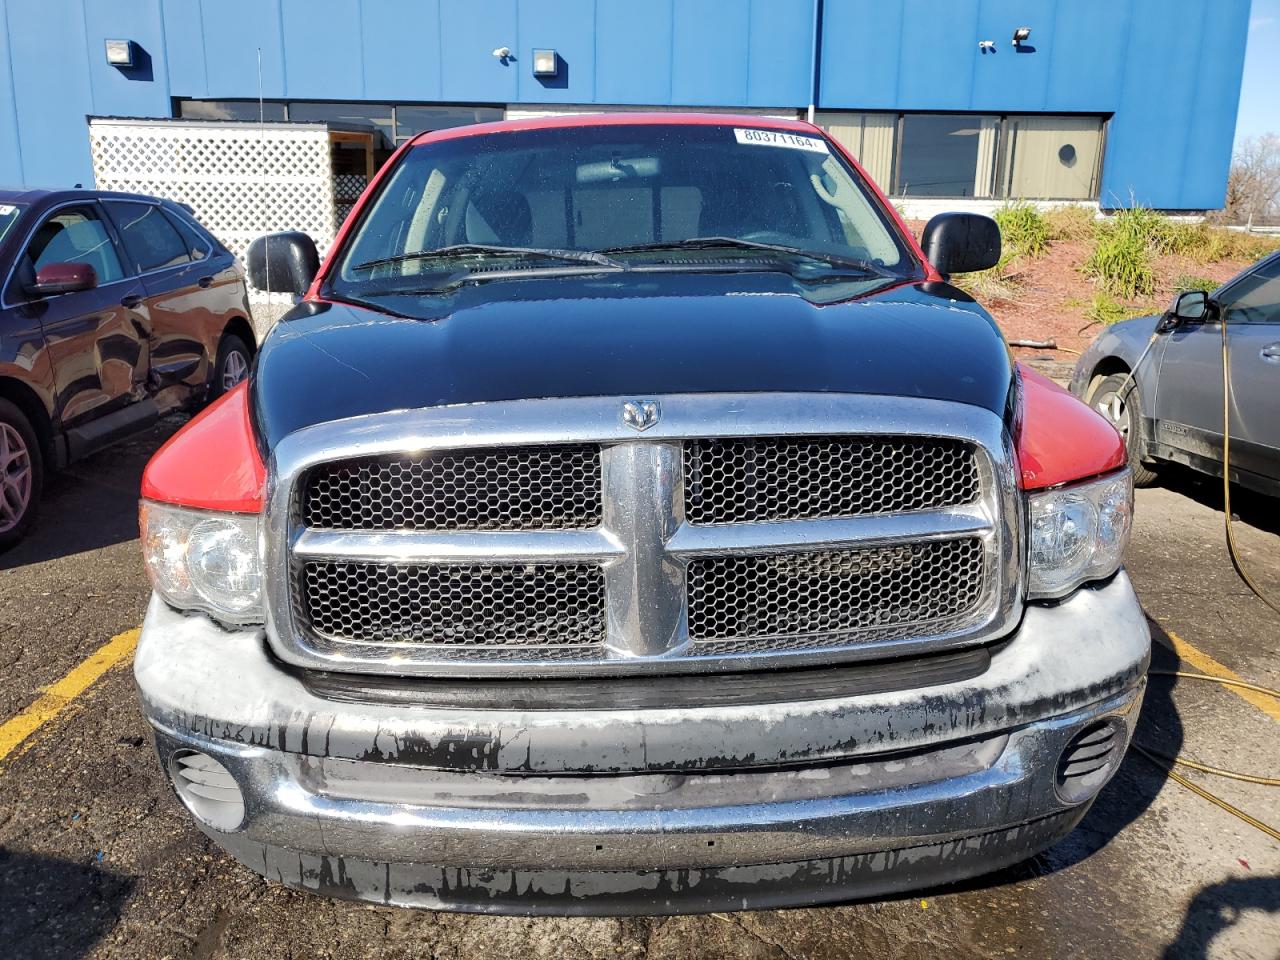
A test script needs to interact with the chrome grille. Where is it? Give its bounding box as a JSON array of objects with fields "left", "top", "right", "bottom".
[
  {"left": 298, "top": 561, "right": 606, "bottom": 648},
  {"left": 269, "top": 394, "right": 1019, "bottom": 677},
  {"left": 684, "top": 436, "right": 979, "bottom": 524},
  {"left": 302, "top": 445, "right": 601, "bottom": 530},
  {"left": 687, "top": 539, "right": 986, "bottom": 651}
]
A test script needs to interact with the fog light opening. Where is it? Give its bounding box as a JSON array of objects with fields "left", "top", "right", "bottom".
[
  {"left": 169, "top": 750, "right": 246, "bottom": 831},
  {"left": 1055, "top": 719, "right": 1122, "bottom": 804}
]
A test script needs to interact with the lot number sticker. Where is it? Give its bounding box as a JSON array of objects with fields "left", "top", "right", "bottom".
[{"left": 734, "top": 128, "right": 829, "bottom": 153}]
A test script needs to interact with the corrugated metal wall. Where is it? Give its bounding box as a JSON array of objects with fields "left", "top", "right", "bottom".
[{"left": 0, "top": 0, "right": 1252, "bottom": 209}]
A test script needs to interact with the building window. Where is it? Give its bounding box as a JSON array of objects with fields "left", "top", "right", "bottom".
[
  {"left": 287, "top": 102, "right": 395, "bottom": 144},
  {"left": 176, "top": 99, "right": 287, "bottom": 122},
  {"left": 814, "top": 112, "right": 895, "bottom": 190},
  {"left": 174, "top": 99, "right": 502, "bottom": 145},
  {"left": 817, "top": 111, "right": 1105, "bottom": 201},
  {"left": 393, "top": 105, "right": 504, "bottom": 143},
  {"left": 895, "top": 115, "right": 999, "bottom": 199},
  {"left": 1000, "top": 115, "right": 1103, "bottom": 200}
]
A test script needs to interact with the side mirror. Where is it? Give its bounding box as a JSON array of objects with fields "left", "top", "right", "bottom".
[
  {"left": 920, "top": 213, "right": 1002, "bottom": 276},
  {"left": 1158, "top": 290, "right": 1212, "bottom": 332},
  {"left": 31, "top": 262, "right": 97, "bottom": 296},
  {"left": 246, "top": 231, "right": 319, "bottom": 296}
]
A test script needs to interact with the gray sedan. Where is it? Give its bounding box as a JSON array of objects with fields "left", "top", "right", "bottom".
[{"left": 1070, "top": 250, "right": 1280, "bottom": 494}]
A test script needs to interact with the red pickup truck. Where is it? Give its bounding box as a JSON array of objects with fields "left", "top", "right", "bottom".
[{"left": 134, "top": 114, "right": 1146, "bottom": 915}]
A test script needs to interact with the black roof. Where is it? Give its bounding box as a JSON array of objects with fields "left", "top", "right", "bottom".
[{"left": 0, "top": 187, "right": 175, "bottom": 205}]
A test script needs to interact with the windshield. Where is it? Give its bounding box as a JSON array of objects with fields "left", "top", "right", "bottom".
[
  {"left": 330, "top": 124, "right": 918, "bottom": 298},
  {"left": 0, "top": 202, "right": 24, "bottom": 246}
]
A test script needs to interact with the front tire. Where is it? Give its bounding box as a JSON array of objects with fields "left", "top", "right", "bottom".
[
  {"left": 212, "top": 333, "right": 252, "bottom": 400},
  {"left": 0, "top": 398, "right": 43, "bottom": 552},
  {"left": 1088, "top": 373, "right": 1159, "bottom": 487}
]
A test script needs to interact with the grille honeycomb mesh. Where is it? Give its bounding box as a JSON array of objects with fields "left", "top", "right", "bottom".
[
  {"left": 303, "top": 445, "right": 601, "bottom": 531},
  {"left": 686, "top": 538, "right": 985, "bottom": 650},
  {"left": 684, "top": 436, "right": 979, "bottom": 525},
  {"left": 298, "top": 562, "right": 606, "bottom": 647}
]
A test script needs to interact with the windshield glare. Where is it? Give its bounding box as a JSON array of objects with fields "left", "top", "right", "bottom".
[
  {"left": 0, "top": 203, "right": 24, "bottom": 246},
  {"left": 332, "top": 124, "right": 916, "bottom": 295}
]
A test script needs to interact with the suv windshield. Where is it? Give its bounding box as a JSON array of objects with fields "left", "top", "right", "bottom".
[
  {"left": 330, "top": 124, "right": 918, "bottom": 299},
  {"left": 0, "top": 202, "right": 24, "bottom": 246}
]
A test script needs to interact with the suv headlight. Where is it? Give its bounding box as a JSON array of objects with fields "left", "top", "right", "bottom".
[
  {"left": 1027, "top": 469, "right": 1133, "bottom": 600},
  {"left": 139, "top": 501, "right": 264, "bottom": 625}
]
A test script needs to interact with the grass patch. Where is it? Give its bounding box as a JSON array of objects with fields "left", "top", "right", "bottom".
[
  {"left": 1171, "top": 273, "right": 1217, "bottom": 293},
  {"left": 993, "top": 202, "right": 1051, "bottom": 259},
  {"left": 1085, "top": 212, "right": 1157, "bottom": 298},
  {"left": 955, "top": 262, "right": 1023, "bottom": 302},
  {"left": 1044, "top": 205, "right": 1097, "bottom": 243},
  {"left": 1083, "top": 293, "right": 1149, "bottom": 327}
]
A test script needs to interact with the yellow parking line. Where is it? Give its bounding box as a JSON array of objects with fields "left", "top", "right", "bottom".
[
  {"left": 0, "top": 628, "right": 140, "bottom": 763},
  {"left": 1158, "top": 627, "right": 1280, "bottom": 723}
]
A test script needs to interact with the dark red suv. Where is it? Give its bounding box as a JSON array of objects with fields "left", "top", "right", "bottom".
[{"left": 0, "top": 188, "right": 255, "bottom": 549}]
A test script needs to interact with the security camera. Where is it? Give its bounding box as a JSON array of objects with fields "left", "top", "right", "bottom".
[
  {"left": 492, "top": 46, "right": 512, "bottom": 59},
  {"left": 1012, "top": 27, "right": 1031, "bottom": 46}
]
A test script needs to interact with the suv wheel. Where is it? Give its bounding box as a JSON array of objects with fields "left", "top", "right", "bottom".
[
  {"left": 1088, "top": 373, "right": 1158, "bottom": 487},
  {"left": 0, "top": 398, "right": 42, "bottom": 550},
  {"left": 213, "top": 334, "right": 252, "bottom": 399}
]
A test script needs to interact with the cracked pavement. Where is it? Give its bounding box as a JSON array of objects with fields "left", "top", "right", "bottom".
[{"left": 0, "top": 418, "right": 1277, "bottom": 959}]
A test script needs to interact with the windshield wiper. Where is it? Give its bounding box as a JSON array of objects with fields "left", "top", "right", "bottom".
[
  {"left": 600, "top": 237, "right": 896, "bottom": 277},
  {"left": 352, "top": 243, "right": 621, "bottom": 272}
]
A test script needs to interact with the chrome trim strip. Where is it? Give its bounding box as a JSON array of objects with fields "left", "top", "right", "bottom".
[
  {"left": 600, "top": 440, "right": 687, "bottom": 658},
  {"left": 294, "top": 528, "right": 626, "bottom": 564},
  {"left": 666, "top": 505, "right": 992, "bottom": 558},
  {"left": 264, "top": 393, "right": 1022, "bottom": 677}
]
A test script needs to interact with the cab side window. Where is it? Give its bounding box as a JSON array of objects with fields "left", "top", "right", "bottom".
[
  {"left": 1222, "top": 259, "right": 1280, "bottom": 326},
  {"left": 104, "top": 201, "right": 191, "bottom": 272},
  {"left": 14, "top": 205, "right": 125, "bottom": 296},
  {"left": 163, "top": 209, "right": 213, "bottom": 262}
]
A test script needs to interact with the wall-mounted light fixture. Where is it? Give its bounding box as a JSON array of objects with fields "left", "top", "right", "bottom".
[
  {"left": 1012, "top": 27, "right": 1032, "bottom": 47},
  {"left": 105, "top": 39, "right": 136, "bottom": 67},
  {"left": 532, "top": 49, "right": 558, "bottom": 77}
]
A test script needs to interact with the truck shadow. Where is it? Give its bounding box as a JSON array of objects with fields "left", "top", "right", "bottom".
[{"left": 0, "top": 848, "right": 134, "bottom": 959}]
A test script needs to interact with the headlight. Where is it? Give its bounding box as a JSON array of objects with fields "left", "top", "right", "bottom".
[
  {"left": 140, "top": 501, "right": 264, "bottom": 624},
  {"left": 1027, "top": 469, "right": 1133, "bottom": 600}
]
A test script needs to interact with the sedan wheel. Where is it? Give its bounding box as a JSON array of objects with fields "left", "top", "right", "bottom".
[
  {"left": 222, "top": 348, "right": 249, "bottom": 391},
  {"left": 0, "top": 421, "right": 33, "bottom": 535},
  {"left": 211, "top": 333, "right": 254, "bottom": 401},
  {"left": 1087, "top": 372, "right": 1159, "bottom": 487},
  {"left": 1093, "top": 389, "right": 1131, "bottom": 442}
]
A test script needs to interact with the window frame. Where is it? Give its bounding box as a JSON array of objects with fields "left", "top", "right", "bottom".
[
  {"left": 102, "top": 198, "right": 194, "bottom": 276},
  {"left": 821, "top": 110, "right": 1109, "bottom": 202},
  {"left": 324, "top": 123, "right": 926, "bottom": 298},
  {"left": 160, "top": 207, "right": 216, "bottom": 262},
  {"left": 1216, "top": 254, "right": 1280, "bottom": 326},
  {"left": 0, "top": 199, "right": 133, "bottom": 308}
]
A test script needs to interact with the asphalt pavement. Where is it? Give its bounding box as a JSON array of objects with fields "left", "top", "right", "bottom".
[{"left": 0, "top": 418, "right": 1277, "bottom": 960}]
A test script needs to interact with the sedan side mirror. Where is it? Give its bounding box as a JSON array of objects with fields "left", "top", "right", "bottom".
[
  {"left": 31, "top": 262, "right": 97, "bottom": 296},
  {"left": 247, "top": 231, "right": 320, "bottom": 296},
  {"left": 1158, "top": 289, "right": 1213, "bottom": 332},
  {"left": 920, "top": 213, "right": 1002, "bottom": 276}
]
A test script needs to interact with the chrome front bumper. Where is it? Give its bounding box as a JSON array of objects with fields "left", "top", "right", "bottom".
[{"left": 135, "top": 573, "right": 1150, "bottom": 915}]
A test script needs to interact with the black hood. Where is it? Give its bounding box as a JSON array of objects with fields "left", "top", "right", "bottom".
[{"left": 252, "top": 271, "right": 1013, "bottom": 451}]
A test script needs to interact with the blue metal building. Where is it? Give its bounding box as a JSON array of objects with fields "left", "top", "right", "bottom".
[{"left": 0, "top": 0, "right": 1253, "bottom": 210}]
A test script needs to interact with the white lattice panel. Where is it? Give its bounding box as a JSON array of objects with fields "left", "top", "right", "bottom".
[{"left": 89, "top": 119, "right": 339, "bottom": 325}]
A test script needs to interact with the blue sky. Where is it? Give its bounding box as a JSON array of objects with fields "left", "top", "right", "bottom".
[{"left": 1238, "top": 0, "right": 1280, "bottom": 144}]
